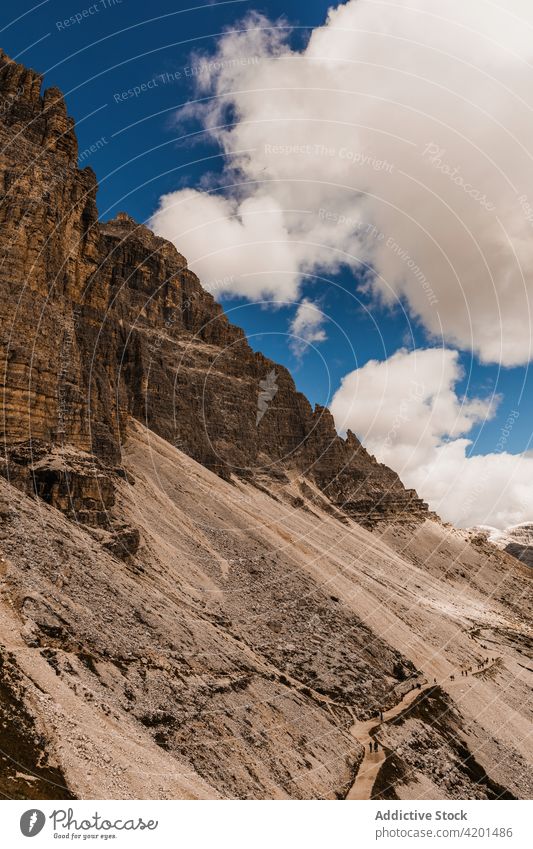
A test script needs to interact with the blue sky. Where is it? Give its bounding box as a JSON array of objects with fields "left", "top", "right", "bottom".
[{"left": 2, "top": 0, "right": 533, "bottom": 527}]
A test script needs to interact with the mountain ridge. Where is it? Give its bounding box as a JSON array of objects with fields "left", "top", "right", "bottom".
[{"left": 0, "top": 46, "right": 430, "bottom": 532}]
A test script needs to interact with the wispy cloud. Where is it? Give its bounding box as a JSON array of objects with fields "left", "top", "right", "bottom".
[{"left": 289, "top": 298, "right": 327, "bottom": 357}]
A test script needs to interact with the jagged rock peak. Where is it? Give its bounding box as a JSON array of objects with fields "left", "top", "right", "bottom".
[
  {"left": 101, "top": 212, "right": 189, "bottom": 267},
  {"left": 0, "top": 48, "right": 76, "bottom": 158}
]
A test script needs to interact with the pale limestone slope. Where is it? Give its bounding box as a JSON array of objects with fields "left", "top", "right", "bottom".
[
  {"left": 122, "top": 423, "right": 533, "bottom": 798},
  {"left": 0, "top": 420, "right": 531, "bottom": 799}
]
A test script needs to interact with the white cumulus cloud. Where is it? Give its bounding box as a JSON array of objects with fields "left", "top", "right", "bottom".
[
  {"left": 330, "top": 347, "right": 532, "bottom": 528},
  {"left": 288, "top": 298, "right": 327, "bottom": 356},
  {"left": 151, "top": 0, "right": 533, "bottom": 365}
]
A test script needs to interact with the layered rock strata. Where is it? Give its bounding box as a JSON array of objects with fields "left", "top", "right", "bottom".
[{"left": 0, "top": 48, "right": 430, "bottom": 530}]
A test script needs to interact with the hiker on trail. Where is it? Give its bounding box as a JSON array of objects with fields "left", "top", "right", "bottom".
[
  {"left": 373, "top": 741, "right": 379, "bottom": 752},
  {"left": 369, "top": 741, "right": 372, "bottom": 752},
  {"left": 380, "top": 710, "right": 383, "bottom": 721}
]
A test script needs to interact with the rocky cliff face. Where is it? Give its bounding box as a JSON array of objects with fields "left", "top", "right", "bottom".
[{"left": 0, "top": 48, "right": 429, "bottom": 531}]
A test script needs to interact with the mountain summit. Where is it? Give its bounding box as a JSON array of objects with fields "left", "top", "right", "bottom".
[{"left": 0, "top": 47, "right": 430, "bottom": 532}]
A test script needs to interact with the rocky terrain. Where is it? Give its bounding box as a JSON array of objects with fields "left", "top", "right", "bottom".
[{"left": 0, "top": 50, "right": 531, "bottom": 800}]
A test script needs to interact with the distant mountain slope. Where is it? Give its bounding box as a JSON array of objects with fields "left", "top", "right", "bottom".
[{"left": 471, "top": 523, "right": 533, "bottom": 568}]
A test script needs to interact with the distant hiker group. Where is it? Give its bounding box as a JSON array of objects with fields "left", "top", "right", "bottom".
[
  {"left": 369, "top": 740, "right": 380, "bottom": 752},
  {"left": 429, "top": 656, "right": 501, "bottom": 686},
  {"left": 455, "top": 657, "right": 496, "bottom": 679},
  {"left": 476, "top": 656, "right": 494, "bottom": 670}
]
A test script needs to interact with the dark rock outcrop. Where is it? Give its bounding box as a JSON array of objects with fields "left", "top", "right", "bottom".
[
  {"left": 0, "top": 648, "right": 74, "bottom": 800},
  {"left": 503, "top": 542, "right": 533, "bottom": 568}
]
